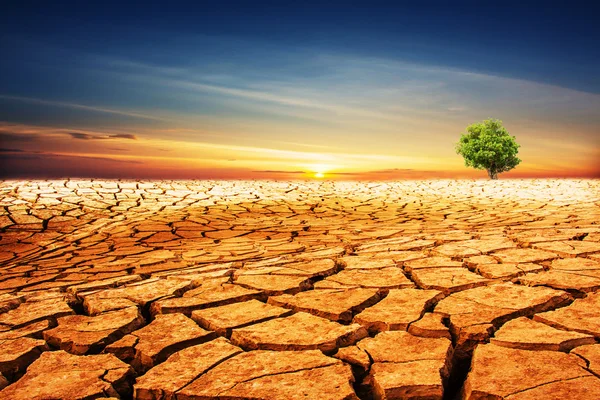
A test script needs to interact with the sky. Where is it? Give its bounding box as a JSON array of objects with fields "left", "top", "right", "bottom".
[{"left": 1, "top": 1, "right": 599, "bottom": 180}]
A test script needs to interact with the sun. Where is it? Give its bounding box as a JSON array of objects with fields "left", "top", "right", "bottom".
[{"left": 310, "top": 163, "right": 332, "bottom": 179}]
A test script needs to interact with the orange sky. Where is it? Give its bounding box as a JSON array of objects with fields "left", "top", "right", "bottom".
[{"left": 1, "top": 118, "right": 598, "bottom": 180}]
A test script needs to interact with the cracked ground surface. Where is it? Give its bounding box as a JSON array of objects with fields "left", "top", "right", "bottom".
[{"left": 0, "top": 179, "right": 599, "bottom": 400}]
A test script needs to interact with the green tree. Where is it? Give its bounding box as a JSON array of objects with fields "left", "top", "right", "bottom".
[{"left": 456, "top": 118, "right": 521, "bottom": 179}]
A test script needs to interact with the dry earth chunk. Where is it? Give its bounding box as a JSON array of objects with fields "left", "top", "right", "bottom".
[
  {"left": 550, "top": 257, "right": 600, "bottom": 271},
  {"left": 84, "top": 297, "right": 139, "bottom": 316},
  {"left": 403, "top": 256, "right": 463, "bottom": 271},
  {"left": 150, "top": 283, "right": 262, "bottom": 316},
  {"left": 82, "top": 277, "right": 193, "bottom": 313},
  {"left": 105, "top": 313, "right": 216, "bottom": 372},
  {"left": 505, "top": 376, "right": 600, "bottom": 400},
  {"left": 340, "top": 256, "right": 397, "bottom": 269},
  {"left": 435, "top": 283, "right": 571, "bottom": 333},
  {"left": 359, "top": 331, "right": 453, "bottom": 400},
  {"left": 134, "top": 337, "right": 243, "bottom": 400},
  {"left": 358, "top": 330, "right": 453, "bottom": 364},
  {"left": 282, "top": 258, "right": 340, "bottom": 276},
  {"left": 462, "top": 344, "right": 592, "bottom": 399},
  {"left": 0, "top": 298, "right": 74, "bottom": 329},
  {"left": 66, "top": 275, "right": 142, "bottom": 295},
  {"left": 315, "top": 268, "right": 414, "bottom": 290},
  {"left": 371, "top": 361, "right": 448, "bottom": 400},
  {"left": 490, "top": 316, "right": 596, "bottom": 351},
  {"left": 176, "top": 349, "right": 358, "bottom": 400},
  {"left": 533, "top": 292, "right": 600, "bottom": 337},
  {"left": 268, "top": 288, "right": 382, "bottom": 322},
  {"left": 191, "top": 299, "right": 292, "bottom": 336},
  {"left": 221, "top": 363, "right": 358, "bottom": 400},
  {"left": 0, "top": 294, "right": 23, "bottom": 314},
  {"left": 532, "top": 240, "right": 600, "bottom": 257},
  {"left": 435, "top": 283, "right": 571, "bottom": 357},
  {"left": 43, "top": 307, "right": 144, "bottom": 354},
  {"left": 410, "top": 267, "right": 493, "bottom": 294},
  {"left": 572, "top": 344, "right": 600, "bottom": 375},
  {"left": 432, "top": 243, "right": 480, "bottom": 258},
  {"left": 408, "top": 312, "right": 451, "bottom": 339},
  {"left": 517, "top": 270, "right": 600, "bottom": 293},
  {"left": 354, "top": 288, "right": 444, "bottom": 333},
  {"left": 0, "top": 320, "right": 50, "bottom": 340},
  {"left": 333, "top": 345, "right": 371, "bottom": 370},
  {"left": 0, "top": 337, "right": 48, "bottom": 379},
  {"left": 230, "top": 311, "right": 367, "bottom": 352},
  {"left": 0, "top": 350, "right": 134, "bottom": 399},
  {"left": 433, "top": 238, "right": 516, "bottom": 258},
  {"left": 491, "top": 248, "right": 559, "bottom": 263},
  {"left": 356, "top": 238, "right": 434, "bottom": 253},
  {"left": 464, "top": 255, "right": 498, "bottom": 267},
  {"left": 472, "top": 262, "right": 544, "bottom": 279},
  {"left": 234, "top": 274, "right": 312, "bottom": 295}
]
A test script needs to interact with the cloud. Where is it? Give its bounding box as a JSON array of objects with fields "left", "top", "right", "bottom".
[
  {"left": 0, "top": 151, "right": 145, "bottom": 179},
  {"left": 66, "top": 132, "right": 137, "bottom": 140},
  {"left": 253, "top": 170, "right": 306, "bottom": 174},
  {"left": 162, "top": 78, "right": 435, "bottom": 127},
  {"left": 272, "top": 140, "right": 340, "bottom": 150},
  {"left": 108, "top": 134, "right": 137, "bottom": 140},
  {"left": 66, "top": 154, "right": 143, "bottom": 164},
  {"left": 0, "top": 132, "right": 40, "bottom": 142},
  {"left": 68, "top": 132, "right": 93, "bottom": 140},
  {"left": 0, "top": 94, "right": 166, "bottom": 122},
  {"left": 330, "top": 168, "right": 415, "bottom": 175},
  {"left": 1, "top": 150, "right": 143, "bottom": 164}
]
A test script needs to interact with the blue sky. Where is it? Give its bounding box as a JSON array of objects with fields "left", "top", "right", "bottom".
[{"left": 1, "top": 1, "right": 599, "bottom": 178}]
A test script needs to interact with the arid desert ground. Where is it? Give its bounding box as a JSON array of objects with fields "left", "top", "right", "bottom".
[{"left": 1, "top": 179, "right": 600, "bottom": 400}]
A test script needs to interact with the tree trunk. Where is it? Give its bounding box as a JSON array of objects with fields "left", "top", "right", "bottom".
[{"left": 487, "top": 169, "right": 498, "bottom": 180}]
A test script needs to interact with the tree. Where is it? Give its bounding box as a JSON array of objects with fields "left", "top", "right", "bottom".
[{"left": 456, "top": 118, "right": 521, "bottom": 179}]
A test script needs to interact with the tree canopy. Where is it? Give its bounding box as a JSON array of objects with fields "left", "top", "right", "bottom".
[{"left": 456, "top": 119, "right": 521, "bottom": 179}]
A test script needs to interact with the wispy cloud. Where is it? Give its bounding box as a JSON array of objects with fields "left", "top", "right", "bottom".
[
  {"left": 67, "top": 132, "right": 137, "bottom": 140},
  {"left": 253, "top": 170, "right": 306, "bottom": 174},
  {"left": 68, "top": 132, "right": 92, "bottom": 140},
  {"left": 110, "top": 134, "right": 137, "bottom": 140},
  {"left": 1, "top": 149, "right": 144, "bottom": 164},
  {"left": 0, "top": 131, "right": 40, "bottom": 142},
  {"left": 0, "top": 94, "right": 166, "bottom": 122}
]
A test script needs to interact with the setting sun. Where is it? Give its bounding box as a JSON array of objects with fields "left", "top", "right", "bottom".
[{"left": 309, "top": 164, "right": 333, "bottom": 179}]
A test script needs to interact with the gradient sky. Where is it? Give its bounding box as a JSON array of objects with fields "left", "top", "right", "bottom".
[{"left": 1, "top": 1, "right": 599, "bottom": 179}]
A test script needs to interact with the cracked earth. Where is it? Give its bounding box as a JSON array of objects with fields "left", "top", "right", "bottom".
[{"left": 0, "top": 179, "right": 599, "bottom": 399}]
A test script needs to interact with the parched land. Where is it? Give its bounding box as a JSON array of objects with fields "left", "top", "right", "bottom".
[{"left": 1, "top": 179, "right": 600, "bottom": 400}]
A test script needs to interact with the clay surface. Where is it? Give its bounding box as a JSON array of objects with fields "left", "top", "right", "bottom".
[{"left": 0, "top": 179, "right": 599, "bottom": 399}]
